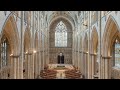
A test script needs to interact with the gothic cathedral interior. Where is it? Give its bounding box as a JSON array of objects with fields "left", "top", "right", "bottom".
[{"left": 0, "top": 11, "right": 119, "bottom": 79}]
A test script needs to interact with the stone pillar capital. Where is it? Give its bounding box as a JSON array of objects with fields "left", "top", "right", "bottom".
[
  {"left": 10, "top": 54, "right": 20, "bottom": 58},
  {"left": 90, "top": 53, "right": 97, "bottom": 56},
  {"left": 83, "top": 51, "right": 88, "bottom": 54}
]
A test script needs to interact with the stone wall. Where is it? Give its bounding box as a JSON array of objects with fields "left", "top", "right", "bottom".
[
  {"left": 49, "top": 48, "right": 72, "bottom": 64},
  {"left": 49, "top": 18, "right": 73, "bottom": 64}
]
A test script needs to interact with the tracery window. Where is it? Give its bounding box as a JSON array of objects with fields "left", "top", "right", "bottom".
[
  {"left": 114, "top": 39, "right": 120, "bottom": 68},
  {"left": 55, "top": 21, "right": 67, "bottom": 47},
  {"left": 0, "top": 37, "right": 8, "bottom": 68}
]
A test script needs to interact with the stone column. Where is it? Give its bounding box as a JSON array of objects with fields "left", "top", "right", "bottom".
[
  {"left": 88, "top": 11, "right": 90, "bottom": 79},
  {"left": 89, "top": 53, "right": 92, "bottom": 79},
  {"left": 37, "top": 51, "right": 39, "bottom": 78},
  {"left": 43, "top": 36, "right": 45, "bottom": 69},
  {"left": 92, "top": 54, "right": 95, "bottom": 79},
  {"left": 31, "top": 51, "right": 35, "bottom": 79},
  {"left": 98, "top": 11, "right": 102, "bottom": 79},
  {"left": 83, "top": 52, "right": 88, "bottom": 79},
  {"left": 41, "top": 51, "right": 43, "bottom": 70},
  {"left": 19, "top": 11, "right": 24, "bottom": 79},
  {"left": 86, "top": 53, "right": 88, "bottom": 79},
  {"left": 34, "top": 51, "right": 37, "bottom": 78},
  {"left": 74, "top": 51, "right": 76, "bottom": 67},
  {"left": 16, "top": 57, "right": 20, "bottom": 79},
  {"left": 10, "top": 55, "right": 13, "bottom": 79},
  {"left": 72, "top": 31, "right": 75, "bottom": 65},
  {"left": 38, "top": 51, "right": 41, "bottom": 75},
  {"left": 76, "top": 51, "right": 78, "bottom": 69},
  {"left": 44, "top": 51, "right": 46, "bottom": 66},
  {"left": 48, "top": 31, "right": 50, "bottom": 64},
  {"left": 24, "top": 53, "right": 28, "bottom": 79},
  {"left": 72, "top": 50, "right": 75, "bottom": 65},
  {"left": 82, "top": 52, "right": 85, "bottom": 77},
  {"left": 13, "top": 57, "right": 17, "bottom": 79},
  {"left": 36, "top": 51, "right": 39, "bottom": 78},
  {"left": 76, "top": 51, "right": 77, "bottom": 68},
  {"left": 78, "top": 51, "right": 80, "bottom": 70},
  {"left": 90, "top": 53, "right": 97, "bottom": 79},
  {"left": 100, "top": 55, "right": 104, "bottom": 79},
  {"left": 27, "top": 53, "right": 32, "bottom": 79},
  {"left": 102, "top": 56, "right": 111, "bottom": 79},
  {"left": 10, "top": 55, "right": 19, "bottom": 79},
  {"left": 80, "top": 51, "right": 83, "bottom": 74},
  {"left": 38, "top": 11, "right": 41, "bottom": 75},
  {"left": 79, "top": 51, "right": 82, "bottom": 72},
  {"left": 45, "top": 49, "right": 48, "bottom": 65}
]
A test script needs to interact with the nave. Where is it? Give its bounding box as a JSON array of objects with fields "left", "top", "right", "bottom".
[{"left": 0, "top": 11, "right": 120, "bottom": 79}]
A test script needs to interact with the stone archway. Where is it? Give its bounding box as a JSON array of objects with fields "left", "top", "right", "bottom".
[
  {"left": 102, "top": 15, "right": 120, "bottom": 79},
  {"left": 49, "top": 17, "right": 73, "bottom": 64},
  {"left": 0, "top": 15, "right": 20, "bottom": 79}
]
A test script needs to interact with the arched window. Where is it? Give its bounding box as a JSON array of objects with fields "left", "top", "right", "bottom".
[
  {"left": 55, "top": 21, "right": 67, "bottom": 47},
  {"left": 0, "top": 37, "right": 8, "bottom": 68},
  {"left": 114, "top": 38, "right": 120, "bottom": 68}
]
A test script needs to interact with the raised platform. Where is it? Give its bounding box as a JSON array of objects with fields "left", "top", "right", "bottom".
[
  {"left": 40, "top": 64, "right": 82, "bottom": 79},
  {"left": 47, "top": 64, "right": 74, "bottom": 79},
  {"left": 48, "top": 64, "right": 74, "bottom": 70}
]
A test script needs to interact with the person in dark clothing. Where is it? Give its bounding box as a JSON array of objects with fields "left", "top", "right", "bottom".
[{"left": 58, "top": 53, "right": 64, "bottom": 64}]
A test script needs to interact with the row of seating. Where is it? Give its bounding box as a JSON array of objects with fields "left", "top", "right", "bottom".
[
  {"left": 40, "top": 70, "right": 57, "bottom": 79},
  {"left": 65, "top": 70, "right": 83, "bottom": 79}
]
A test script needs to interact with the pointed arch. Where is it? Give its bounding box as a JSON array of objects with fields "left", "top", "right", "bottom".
[
  {"left": 49, "top": 17, "right": 73, "bottom": 32},
  {"left": 102, "top": 15, "right": 120, "bottom": 56},
  {"left": 0, "top": 15, "right": 20, "bottom": 55},
  {"left": 49, "top": 16, "right": 73, "bottom": 64},
  {"left": 91, "top": 26, "right": 98, "bottom": 54},
  {"left": 48, "top": 13, "right": 75, "bottom": 31}
]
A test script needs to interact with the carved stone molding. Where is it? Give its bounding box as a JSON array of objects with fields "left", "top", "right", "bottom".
[{"left": 90, "top": 53, "right": 97, "bottom": 56}]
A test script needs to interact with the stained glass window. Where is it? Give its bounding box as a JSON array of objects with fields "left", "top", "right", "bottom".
[{"left": 55, "top": 21, "right": 67, "bottom": 47}]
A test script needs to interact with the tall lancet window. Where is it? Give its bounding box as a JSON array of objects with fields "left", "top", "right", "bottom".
[
  {"left": 55, "top": 21, "right": 67, "bottom": 47},
  {"left": 0, "top": 37, "right": 8, "bottom": 68},
  {"left": 114, "top": 38, "right": 120, "bottom": 68}
]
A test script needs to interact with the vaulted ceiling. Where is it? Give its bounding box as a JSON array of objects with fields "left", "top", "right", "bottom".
[{"left": 44, "top": 11, "right": 80, "bottom": 29}]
